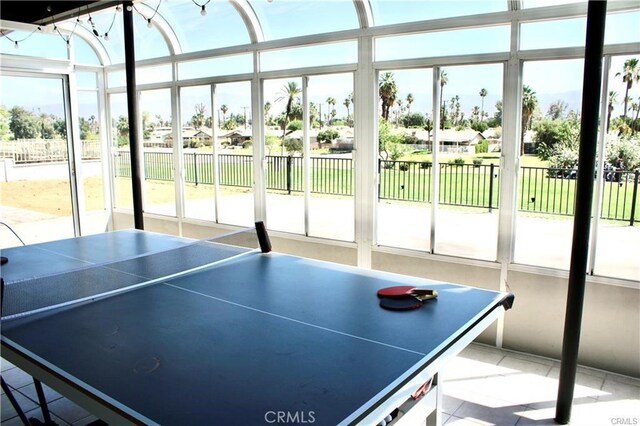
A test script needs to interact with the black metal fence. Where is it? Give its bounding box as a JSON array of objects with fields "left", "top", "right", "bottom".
[
  {"left": 378, "top": 160, "right": 499, "bottom": 210},
  {"left": 113, "top": 151, "right": 639, "bottom": 224}
]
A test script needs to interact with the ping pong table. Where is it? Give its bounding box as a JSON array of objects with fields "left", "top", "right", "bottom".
[{"left": 1, "top": 228, "right": 513, "bottom": 425}]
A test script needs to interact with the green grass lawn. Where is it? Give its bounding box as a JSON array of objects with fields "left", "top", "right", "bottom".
[{"left": 114, "top": 150, "right": 638, "bottom": 223}]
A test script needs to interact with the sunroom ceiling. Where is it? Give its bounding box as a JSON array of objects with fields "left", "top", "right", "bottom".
[
  {"left": 1, "top": 0, "right": 595, "bottom": 66},
  {"left": 0, "top": 1, "right": 116, "bottom": 26}
]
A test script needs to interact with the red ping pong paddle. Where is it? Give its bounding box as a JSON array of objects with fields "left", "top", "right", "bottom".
[
  {"left": 379, "top": 296, "right": 424, "bottom": 311},
  {"left": 377, "top": 285, "right": 415, "bottom": 298},
  {"left": 377, "top": 286, "right": 438, "bottom": 301}
]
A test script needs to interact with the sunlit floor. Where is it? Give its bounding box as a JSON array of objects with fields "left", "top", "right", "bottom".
[{"left": 1, "top": 343, "right": 638, "bottom": 425}]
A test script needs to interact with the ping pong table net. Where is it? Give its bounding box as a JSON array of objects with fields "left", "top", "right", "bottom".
[{"left": 0, "top": 227, "right": 262, "bottom": 321}]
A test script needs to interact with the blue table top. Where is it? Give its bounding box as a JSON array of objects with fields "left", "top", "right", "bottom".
[{"left": 1, "top": 230, "right": 512, "bottom": 425}]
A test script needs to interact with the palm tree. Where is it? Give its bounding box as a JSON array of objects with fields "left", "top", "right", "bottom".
[
  {"left": 616, "top": 58, "right": 640, "bottom": 119},
  {"left": 439, "top": 70, "right": 448, "bottom": 129},
  {"left": 309, "top": 102, "right": 318, "bottom": 126},
  {"left": 631, "top": 99, "right": 640, "bottom": 133},
  {"left": 379, "top": 72, "right": 397, "bottom": 121},
  {"left": 424, "top": 117, "right": 433, "bottom": 144},
  {"left": 396, "top": 99, "right": 403, "bottom": 126},
  {"left": 264, "top": 102, "right": 271, "bottom": 124},
  {"left": 406, "top": 93, "right": 414, "bottom": 114},
  {"left": 326, "top": 97, "right": 336, "bottom": 125},
  {"left": 471, "top": 106, "right": 480, "bottom": 121},
  {"left": 479, "top": 88, "right": 488, "bottom": 122},
  {"left": 192, "top": 103, "right": 207, "bottom": 129},
  {"left": 276, "top": 81, "right": 302, "bottom": 151},
  {"left": 607, "top": 91, "right": 618, "bottom": 131},
  {"left": 343, "top": 97, "right": 351, "bottom": 126},
  {"left": 521, "top": 85, "right": 538, "bottom": 156},
  {"left": 452, "top": 95, "right": 460, "bottom": 126},
  {"left": 220, "top": 104, "right": 228, "bottom": 128}
]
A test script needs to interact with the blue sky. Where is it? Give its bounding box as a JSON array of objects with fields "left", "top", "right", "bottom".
[{"left": 1, "top": 1, "right": 639, "bottom": 126}]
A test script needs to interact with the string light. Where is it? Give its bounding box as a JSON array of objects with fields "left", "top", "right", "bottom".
[
  {"left": 85, "top": 5, "right": 117, "bottom": 41},
  {"left": 133, "top": 1, "right": 161, "bottom": 29},
  {"left": 192, "top": 0, "right": 211, "bottom": 17},
  {"left": 0, "top": 27, "right": 42, "bottom": 50},
  {"left": 2, "top": 0, "right": 180, "bottom": 50}
]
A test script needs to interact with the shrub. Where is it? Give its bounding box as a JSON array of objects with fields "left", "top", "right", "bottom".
[
  {"left": 420, "top": 160, "right": 432, "bottom": 169},
  {"left": 533, "top": 118, "right": 578, "bottom": 161},
  {"left": 606, "top": 134, "right": 640, "bottom": 171},
  {"left": 242, "top": 140, "right": 252, "bottom": 149},
  {"left": 378, "top": 118, "right": 404, "bottom": 160},
  {"left": 317, "top": 129, "right": 339, "bottom": 144},
  {"left": 470, "top": 120, "right": 488, "bottom": 133},
  {"left": 403, "top": 134, "right": 420, "bottom": 145},
  {"left": 548, "top": 144, "right": 579, "bottom": 171},
  {"left": 475, "top": 139, "right": 489, "bottom": 154},
  {"left": 284, "top": 138, "right": 303, "bottom": 155},
  {"left": 401, "top": 112, "right": 426, "bottom": 128},
  {"left": 287, "top": 120, "right": 303, "bottom": 132},
  {"left": 473, "top": 158, "right": 483, "bottom": 166},
  {"left": 388, "top": 143, "right": 406, "bottom": 161},
  {"left": 398, "top": 163, "right": 410, "bottom": 171},
  {"left": 449, "top": 157, "right": 465, "bottom": 165}
]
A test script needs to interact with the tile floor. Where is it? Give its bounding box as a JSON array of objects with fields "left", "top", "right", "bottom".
[{"left": 1, "top": 343, "right": 639, "bottom": 425}]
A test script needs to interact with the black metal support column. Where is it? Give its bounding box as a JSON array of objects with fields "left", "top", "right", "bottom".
[
  {"left": 123, "top": 1, "right": 144, "bottom": 229},
  {"left": 555, "top": 1, "right": 607, "bottom": 424}
]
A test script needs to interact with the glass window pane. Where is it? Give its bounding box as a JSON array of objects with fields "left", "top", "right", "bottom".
[
  {"left": 261, "top": 42, "right": 357, "bottom": 73},
  {"left": 370, "top": 0, "right": 505, "bottom": 26},
  {"left": 0, "top": 75, "right": 75, "bottom": 244},
  {"left": 308, "top": 73, "right": 355, "bottom": 242},
  {"left": 0, "top": 29, "right": 68, "bottom": 59},
  {"left": 216, "top": 81, "right": 254, "bottom": 227},
  {"left": 434, "top": 64, "right": 503, "bottom": 261},
  {"left": 89, "top": 7, "right": 169, "bottom": 64},
  {"left": 520, "top": 18, "right": 586, "bottom": 50},
  {"left": 264, "top": 77, "right": 304, "bottom": 235},
  {"left": 514, "top": 59, "right": 585, "bottom": 270},
  {"left": 593, "top": 55, "right": 640, "bottom": 282},
  {"left": 376, "top": 26, "right": 510, "bottom": 62},
  {"left": 110, "top": 93, "right": 133, "bottom": 216},
  {"left": 248, "top": 0, "right": 359, "bottom": 41},
  {"left": 139, "top": 89, "right": 175, "bottom": 216},
  {"left": 73, "top": 35, "right": 101, "bottom": 65},
  {"left": 159, "top": 1, "right": 250, "bottom": 52},
  {"left": 377, "top": 69, "right": 433, "bottom": 251},
  {"left": 178, "top": 54, "right": 253, "bottom": 81},
  {"left": 76, "top": 71, "right": 97, "bottom": 89},
  {"left": 137, "top": 64, "right": 173, "bottom": 85},
  {"left": 181, "top": 85, "right": 215, "bottom": 222},
  {"left": 77, "top": 90, "right": 107, "bottom": 235},
  {"left": 522, "top": 0, "right": 585, "bottom": 8},
  {"left": 108, "top": 70, "right": 125, "bottom": 88},
  {"left": 606, "top": 11, "right": 640, "bottom": 45}
]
